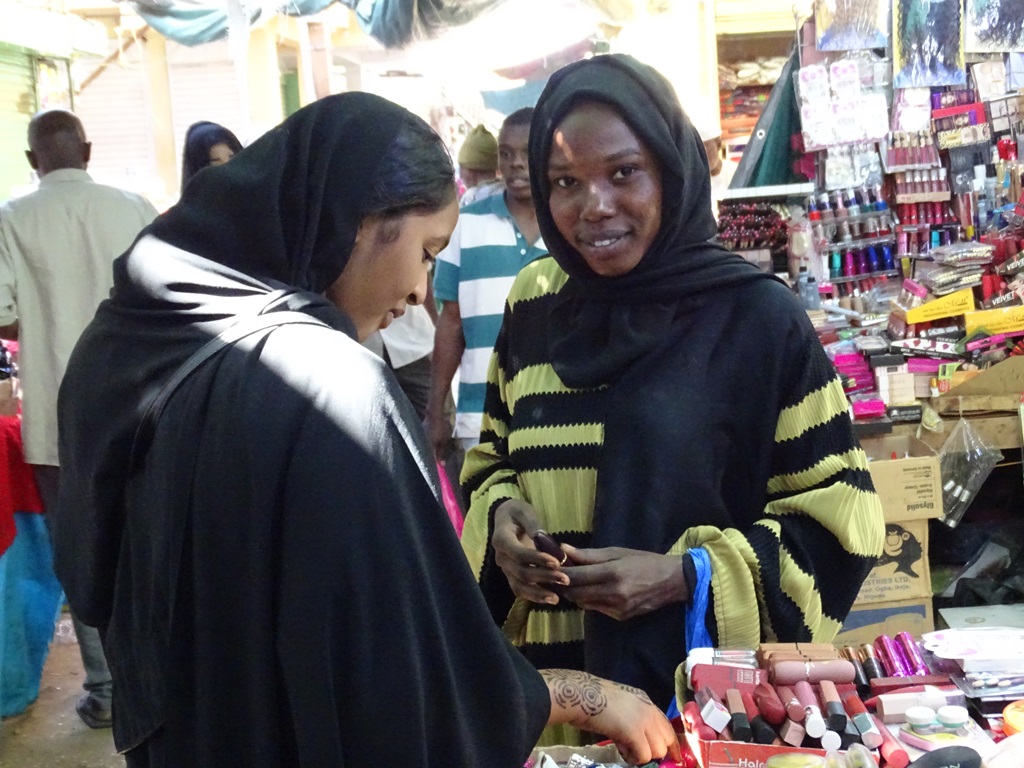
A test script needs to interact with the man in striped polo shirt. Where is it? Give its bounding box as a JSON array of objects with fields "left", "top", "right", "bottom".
[{"left": 426, "top": 108, "right": 547, "bottom": 464}]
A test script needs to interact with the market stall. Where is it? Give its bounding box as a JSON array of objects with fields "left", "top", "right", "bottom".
[{"left": 652, "top": 1, "right": 1024, "bottom": 766}]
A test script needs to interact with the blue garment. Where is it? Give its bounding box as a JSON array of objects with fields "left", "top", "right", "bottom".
[
  {"left": 685, "top": 548, "right": 713, "bottom": 652},
  {"left": 0, "top": 512, "right": 62, "bottom": 717}
]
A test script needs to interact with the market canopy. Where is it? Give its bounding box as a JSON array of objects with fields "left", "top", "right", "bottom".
[{"left": 126, "top": 0, "right": 652, "bottom": 48}]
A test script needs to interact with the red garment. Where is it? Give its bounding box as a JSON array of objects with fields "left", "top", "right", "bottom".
[{"left": 0, "top": 415, "right": 44, "bottom": 557}]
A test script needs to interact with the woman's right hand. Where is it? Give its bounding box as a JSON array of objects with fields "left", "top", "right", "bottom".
[
  {"left": 492, "top": 499, "right": 568, "bottom": 605},
  {"left": 540, "top": 669, "right": 681, "bottom": 766}
]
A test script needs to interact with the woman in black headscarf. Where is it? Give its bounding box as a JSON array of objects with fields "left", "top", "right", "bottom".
[
  {"left": 461, "top": 54, "right": 884, "bottom": 734},
  {"left": 180, "top": 120, "right": 243, "bottom": 191},
  {"left": 54, "top": 93, "right": 678, "bottom": 768}
]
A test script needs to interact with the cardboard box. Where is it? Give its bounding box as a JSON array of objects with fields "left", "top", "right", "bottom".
[
  {"left": 834, "top": 596, "right": 934, "bottom": 646},
  {"left": 853, "top": 436, "right": 941, "bottom": 604},
  {"left": 684, "top": 730, "right": 849, "bottom": 768},
  {"left": 934, "top": 356, "right": 1024, "bottom": 415},
  {"left": 860, "top": 436, "right": 943, "bottom": 522},
  {"left": 855, "top": 518, "right": 932, "bottom": 604}
]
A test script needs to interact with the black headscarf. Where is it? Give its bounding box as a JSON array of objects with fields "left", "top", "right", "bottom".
[
  {"left": 160, "top": 96, "right": 404, "bottom": 294},
  {"left": 529, "top": 54, "right": 769, "bottom": 388},
  {"left": 180, "top": 121, "right": 243, "bottom": 191}
]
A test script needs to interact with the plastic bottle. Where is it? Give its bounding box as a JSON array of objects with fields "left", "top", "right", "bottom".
[{"left": 796, "top": 267, "right": 821, "bottom": 310}]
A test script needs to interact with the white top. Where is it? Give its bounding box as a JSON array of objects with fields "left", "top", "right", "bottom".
[
  {"left": 0, "top": 169, "right": 158, "bottom": 465},
  {"left": 378, "top": 303, "right": 435, "bottom": 369}
]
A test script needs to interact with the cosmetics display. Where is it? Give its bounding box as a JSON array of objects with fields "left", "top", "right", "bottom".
[{"left": 675, "top": 634, "right": 1012, "bottom": 768}]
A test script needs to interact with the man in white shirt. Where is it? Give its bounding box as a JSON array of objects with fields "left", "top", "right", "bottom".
[{"left": 0, "top": 109, "right": 158, "bottom": 728}]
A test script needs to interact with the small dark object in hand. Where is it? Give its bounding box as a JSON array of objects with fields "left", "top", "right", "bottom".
[{"left": 532, "top": 529, "right": 567, "bottom": 565}]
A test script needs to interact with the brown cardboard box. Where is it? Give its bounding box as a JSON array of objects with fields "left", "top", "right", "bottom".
[
  {"left": 934, "top": 356, "right": 1024, "bottom": 415},
  {"left": 855, "top": 518, "right": 931, "bottom": 604},
  {"left": 834, "top": 596, "right": 934, "bottom": 646},
  {"left": 861, "top": 435, "right": 942, "bottom": 522},
  {"left": 853, "top": 437, "right": 940, "bottom": 605}
]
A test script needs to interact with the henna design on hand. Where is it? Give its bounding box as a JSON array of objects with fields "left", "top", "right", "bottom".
[{"left": 542, "top": 669, "right": 608, "bottom": 716}]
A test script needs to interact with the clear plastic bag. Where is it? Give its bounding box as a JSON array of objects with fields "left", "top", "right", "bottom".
[{"left": 938, "top": 419, "right": 1004, "bottom": 528}]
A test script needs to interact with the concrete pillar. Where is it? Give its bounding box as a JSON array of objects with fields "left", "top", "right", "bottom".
[
  {"left": 142, "top": 31, "right": 176, "bottom": 202},
  {"left": 246, "top": 24, "right": 283, "bottom": 136}
]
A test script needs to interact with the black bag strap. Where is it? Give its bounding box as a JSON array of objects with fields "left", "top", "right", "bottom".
[{"left": 128, "top": 308, "right": 328, "bottom": 471}]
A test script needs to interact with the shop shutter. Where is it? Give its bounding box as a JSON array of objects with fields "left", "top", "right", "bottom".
[
  {"left": 166, "top": 40, "right": 247, "bottom": 178},
  {"left": 0, "top": 45, "right": 35, "bottom": 201},
  {"left": 74, "top": 52, "right": 157, "bottom": 196}
]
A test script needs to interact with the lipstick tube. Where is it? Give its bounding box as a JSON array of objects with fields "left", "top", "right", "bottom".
[
  {"left": 682, "top": 700, "right": 715, "bottom": 741},
  {"left": 725, "top": 688, "right": 753, "bottom": 742},
  {"left": 876, "top": 635, "right": 913, "bottom": 677},
  {"left": 779, "top": 717, "right": 805, "bottom": 747},
  {"left": 794, "top": 680, "right": 826, "bottom": 738},
  {"left": 840, "top": 646, "right": 870, "bottom": 692},
  {"left": 896, "top": 632, "right": 930, "bottom": 676},
  {"left": 859, "top": 644, "right": 885, "bottom": 682},
  {"left": 753, "top": 682, "right": 786, "bottom": 727},
  {"left": 695, "top": 686, "right": 730, "bottom": 733},
  {"left": 776, "top": 684, "right": 804, "bottom": 722},
  {"left": 839, "top": 687, "right": 884, "bottom": 749},
  {"left": 820, "top": 729, "right": 842, "bottom": 751},
  {"left": 871, "top": 713, "right": 910, "bottom": 768},
  {"left": 741, "top": 690, "right": 777, "bottom": 744},
  {"left": 819, "top": 680, "right": 847, "bottom": 732}
]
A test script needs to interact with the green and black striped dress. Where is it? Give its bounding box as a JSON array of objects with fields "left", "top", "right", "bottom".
[{"left": 462, "top": 256, "right": 884, "bottom": 715}]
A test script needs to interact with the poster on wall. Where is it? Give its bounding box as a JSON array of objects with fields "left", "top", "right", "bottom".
[
  {"left": 966, "top": 0, "right": 1024, "bottom": 52},
  {"left": 894, "top": 0, "right": 966, "bottom": 88},
  {"left": 815, "top": 0, "right": 889, "bottom": 51}
]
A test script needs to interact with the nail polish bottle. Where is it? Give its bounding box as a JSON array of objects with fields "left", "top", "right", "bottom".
[
  {"left": 872, "top": 184, "right": 889, "bottom": 212},
  {"left": 838, "top": 219, "right": 853, "bottom": 244},
  {"left": 830, "top": 248, "right": 843, "bottom": 279},
  {"left": 843, "top": 248, "right": 856, "bottom": 277},
  {"left": 856, "top": 249, "right": 870, "bottom": 274},
  {"left": 867, "top": 246, "right": 881, "bottom": 273},
  {"left": 833, "top": 191, "right": 848, "bottom": 225},
  {"left": 818, "top": 192, "right": 834, "bottom": 221},
  {"left": 845, "top": 188, "right": 861, "bottom": 216},
  {"left": 881, "top": 243, "right": 896, "bottom": 271}
]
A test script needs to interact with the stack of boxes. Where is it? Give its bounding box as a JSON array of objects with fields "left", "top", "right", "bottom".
[{"left": 835, "top": 435, "right": 943, "bottom": 645}]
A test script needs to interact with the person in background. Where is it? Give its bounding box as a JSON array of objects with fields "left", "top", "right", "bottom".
[
  {"left": 457, "top": 123, "right": 498, "bottom": 195},
  {"left": 425, "top": 108, "right": 545, "bottom": 469},
  {"left": 54, "top": 93, "right": 678, "bottom": 768},
  {"left": 180, "top": 120, "right": 243, "bottom": 191},
  {"left": 0, "top": 109, "right": 158, "bottom": 728},
  {"left": 461, "top": 54, "right": 885, "bottom": 743}
]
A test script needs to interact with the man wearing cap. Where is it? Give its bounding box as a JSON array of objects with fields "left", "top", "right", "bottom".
[{"left": 457, "top": 124, "right": 498, "bottom": 204}]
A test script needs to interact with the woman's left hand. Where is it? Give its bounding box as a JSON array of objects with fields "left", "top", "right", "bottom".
[{"left": 560, "top": 546, "right": 689, "bottom": 621}]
